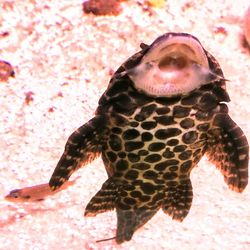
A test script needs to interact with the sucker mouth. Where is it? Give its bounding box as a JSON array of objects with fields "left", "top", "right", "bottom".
[
  {"left": 158, "top": 53, "right": 189, "bottom": 71},
  {"left": 156, "top": 46, "right": 200, "bottom": 87},
  {"left": 126, "top": 34, "right": 221, "bottom": 97},
  {"left": 143, "top": 35, "right": 209, "bottom": 68},
  {"left": 156, "top": 41, "right": 207, "bottom": 74}
]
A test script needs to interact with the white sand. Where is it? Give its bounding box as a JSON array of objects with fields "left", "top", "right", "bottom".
[{"left": 0, "top": 1, "right": 249, "bottom": 249}]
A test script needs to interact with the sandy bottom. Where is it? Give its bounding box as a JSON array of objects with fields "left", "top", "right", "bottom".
[{"left": 0, "top": 1, "right": 249, "bottom": 249}]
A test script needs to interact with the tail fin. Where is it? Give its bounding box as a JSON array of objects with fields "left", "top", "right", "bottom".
[
  {"left": 84, "top": 178, "right": 118, "bottom": 216},
  {"left": 115, "top": 206, "right": 159, "bottom": 244},
  {"left": 162, "top": 179, "right": 193, "bottom": 222},
  {"left": 86, "top": 179, "right": 162, "bottom": 244},
  {"left": 49, "top": 115, "right": 108, "bottom": 190},
  {"left": 206, "top": 113, "right": 249, "bottom": 192}
]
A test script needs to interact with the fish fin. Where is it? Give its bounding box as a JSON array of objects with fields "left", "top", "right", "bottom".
[
  {"left": 84, "top": 178, "right": 118, "bottom": 216},
  {"left": 206, "top": 113, "right": 249, "bottom": 193},
  {"left": 115, "top": 206, "right": 159, "bottom": 244},
  {"left": 86, "top": 180, "right": 162, "bottom": 244},
  {"left": 162, "top": 179, "right": 193, "bottom": 222},
  {"left": 139, "top": 42, "right": 150, "bottom": 50},
  {"left": 49, "top": 115, "right": 108, "bottom": 190}
]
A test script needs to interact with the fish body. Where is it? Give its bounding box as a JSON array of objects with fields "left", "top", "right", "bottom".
[
  {"left": 37, "top": 33, "right": 247, "bottom": 243},
  {"left": 5, "top": 178, "right": 77, "bottom": 202}
]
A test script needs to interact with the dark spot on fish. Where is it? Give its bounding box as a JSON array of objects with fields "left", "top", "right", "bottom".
[
  {"left": 124, "top": 197, "right": 136, "bottom": 205},
  {"left": 129, "top": 91, "right": 153, "bottom": 106},
  {"left": 123, "top": 129, "right": 140, "bottom": 140},
  {"left": 195, "top": 110, "right": 213, "bottom": 121},
  {"left": 173, "top": 145, "right": 187, "bottom": 152},
  {"left": 148, "top": 142, "right": 165, "bottom": 151},
  {"left": 166, "top": 139, "right": 179, "bottom": 146},
  {"left": 131, "top": 191, "right": 142, "bottom": 198},
  {"left": 155, "top": 128, "right": 182, "bottom": 140},
  {"left": 197, "top": 123, "right": 210, "bottom": 132},
  {"left": 163, "top": 172, "right": 178, "bottom": 180},
  {"left": 169, "top": 165, "right": 178, "bottom": 171},
  {"left": 178, "top": 150, "right": 192, "bottom": 160},
  {"left": 131, "top": 163, "right": 150, "bottom": 170},
  {"left": 156, "top": 96, "right": 181, "bottom": 105},
  {"left": 154, "top": 159, "right": 179, "bottom": 171},
  {"left": 111, "top": 127, "right": 122, "bottom": 134},
  {"left": 154, "top": 115, "right": 176, "bottom": 125},
  {"left": 130, "top": 121, "right": 139, "bottom": 127},
  {"left": 112, "top": 114, "right": 128, "bottom": 126},
  {"left": 199, "top": 93, "right": 218, "bottom": 111},
  {"left": 143, "top": 170, "right": 158, "bottom": 180},
  {"left": 162, "top": 148, "right": 175, "bottom": 158},
  {"left": 180, "top": 160, "right": 192, "bottom": 173},
  {"left": 144, "top": 154, "right": 162, "bottom": 163},
  {"left": 181, "top": 92, "right": 200, "bottom": 106},
  {"left": 125, "top": 141, "right": 144, "bottom": 151},
  {"left": 118, "top": 152, "right": 126, "bottom": 158},
  {"left": 135, "top": 114, "right": 145, "bottom": 122},
  {"left": 125, "top": 170, "right": 139, "bottom": 180},
  {"left": 180, "top": 118, "right": 195, "bottom": 129},
  {"left": 141, "top": 121, "right": 157, "bottom": 130},
  {"left": 139, "top": 104, "right": 157, "bottom": 118},
  {"left": 173, "top": 106, "right": 190, "bottom": 118},
  {"left": 109, "top": 134, "right": 122, "bottom": 151},
  {"left": 155, "top": 107, "right": 171, "bottom": 115},
  {"left": 106, "top": 151, "right": 117, "bottom": 162},
  {"left": 141, "top": 132, "right": 153, "bottom": 141},
  {"left": 182, "top": 131, "right": 198, "bottom": 144},
  {"left": 138, "top": 149, "right": 149, "bottom": 156},
  {"left": 116, "top": 159, "right": 129, "bottom": 171},
  {"left": 141, "top": 183, "right": 155, "bottom": 195},
  {"left": 128, "top": 153, "right": 140, "bottom": 162}
]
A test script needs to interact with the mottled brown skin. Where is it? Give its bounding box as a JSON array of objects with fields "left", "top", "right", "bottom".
[{"left": 49, "top": 33, "right": 249, "bottom": 244}]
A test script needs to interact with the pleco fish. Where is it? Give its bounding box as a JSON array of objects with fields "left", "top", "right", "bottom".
[{"left": 7, "top": 32, "right": 249, "bottom": 244}]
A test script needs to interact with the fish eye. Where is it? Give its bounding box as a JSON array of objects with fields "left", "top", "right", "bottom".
[
  {"left": 158, "top": 55, "right": 188, "bottom": 70},
  {"left": 9, "top": 190, "right": 19, "bottom": 198}
]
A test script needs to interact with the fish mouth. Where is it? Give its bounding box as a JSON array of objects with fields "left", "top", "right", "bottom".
[
  {"left": 127, "top": 34, "right": 217, "bottom": 97},
  {"left": 145, "top": 34, "right": 209, "bottom": 70},
  {"left": 158, "top": 51, "right": 189, "bottom": 71},
  {"left": 158, "top": 45, "right": 200, "bottom": 72}
]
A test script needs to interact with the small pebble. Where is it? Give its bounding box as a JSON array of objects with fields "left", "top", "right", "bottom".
[
  {"left": 24, "top": 91, "right": 35, "bottom": 105},
  {"left": 146, "top": 0, "right": 166, "bottom": 8},
  {"left": 213, "top": 26, "right": 228, "bottom": 35},
  {"left": 83, "top": 0, "right": 122, "bottom": 16},
  {"left": 0, "top": 60, "right": 15, "bottom": 82}
]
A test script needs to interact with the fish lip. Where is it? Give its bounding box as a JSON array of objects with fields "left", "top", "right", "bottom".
[
  {"left": 142, "top": 34, "right": 209, "bottom": 69},
  {"left": 125, "top": 33, "right": 224, "bottom": 97}
]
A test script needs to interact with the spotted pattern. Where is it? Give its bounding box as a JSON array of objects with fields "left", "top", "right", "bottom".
[
  {"left": 48, "top": 33, "right": 249, "bottom": 244},
  {"left": 83, "top": 81, "right": 247, "bottom": 243},
  {"left": 102, "top": 96, "right": 213, "bottom": 210}
]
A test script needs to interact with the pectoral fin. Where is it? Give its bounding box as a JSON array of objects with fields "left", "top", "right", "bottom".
[
  {"left": 49, "top": 115, "right": 108, "bottom": 190},
  {"left": 206, "top": 113, "right": 249, "bottom": 192}
]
